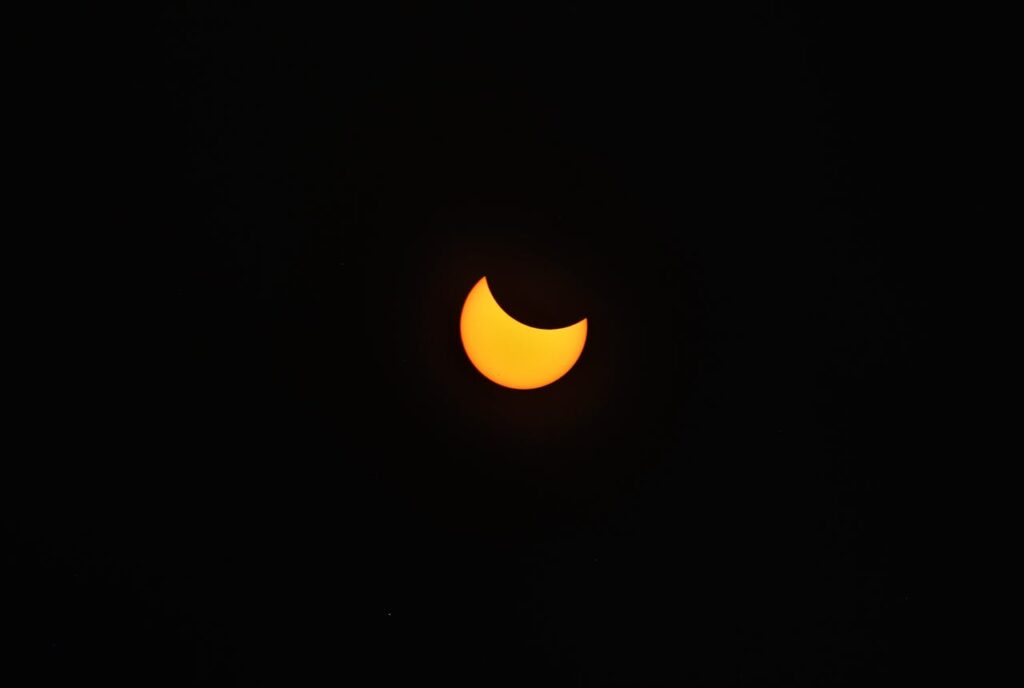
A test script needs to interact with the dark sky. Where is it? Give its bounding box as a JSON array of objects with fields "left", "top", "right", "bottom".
[{"left": 6, "top": 3, "right": 987, "bottom": 685}]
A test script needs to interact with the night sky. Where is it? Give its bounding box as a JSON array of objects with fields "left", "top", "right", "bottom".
[{"left": 5, "top": 3, "right": 987, "bottom": 685}]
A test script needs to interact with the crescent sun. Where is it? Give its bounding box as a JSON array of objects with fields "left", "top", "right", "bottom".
[{"left": 459, "top": 276, "right": 588, "bottom": 390}]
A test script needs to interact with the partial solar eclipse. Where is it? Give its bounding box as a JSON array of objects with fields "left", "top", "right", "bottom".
[{"left": 459, "top": 276, "right": 587, "bottom": 390}]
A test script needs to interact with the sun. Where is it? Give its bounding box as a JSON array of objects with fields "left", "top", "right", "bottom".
[{"left": 459, "top": 277, "right": 587, "bottom": 390}]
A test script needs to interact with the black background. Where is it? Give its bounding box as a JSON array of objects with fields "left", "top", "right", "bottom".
[{"left": 6, "top": 3, "right": 987, "bottom": 685}]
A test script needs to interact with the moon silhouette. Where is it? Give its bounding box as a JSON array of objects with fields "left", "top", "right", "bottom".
[{"left": 459, "top": 276, "right": 587, "bottom": 390}]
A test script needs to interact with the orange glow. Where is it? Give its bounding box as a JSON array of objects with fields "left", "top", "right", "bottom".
[{"left": 459, "top": 277, "right": 587, "bottom": 390}]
